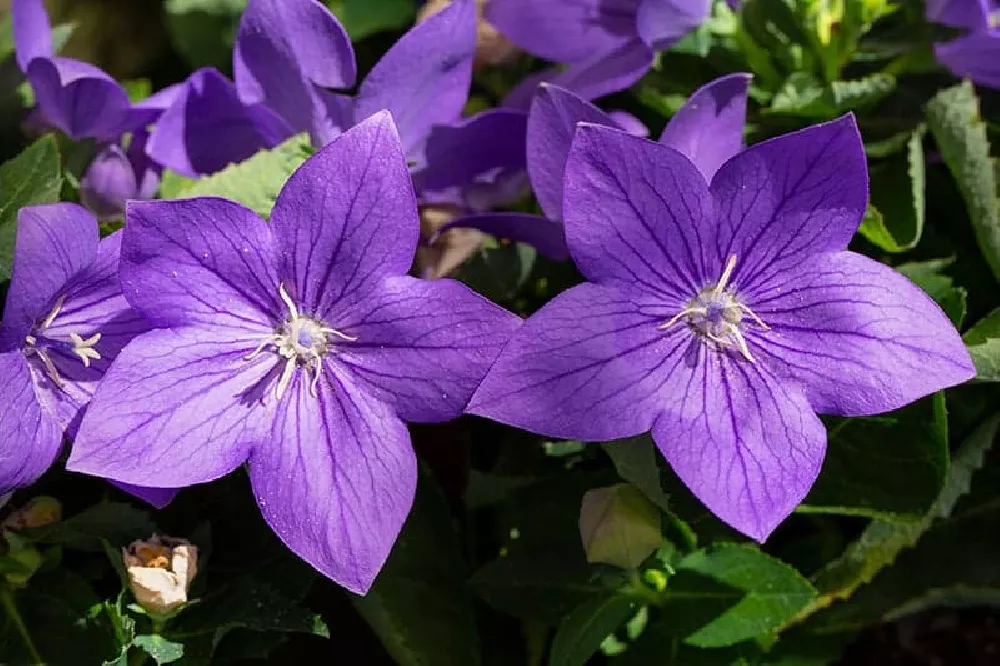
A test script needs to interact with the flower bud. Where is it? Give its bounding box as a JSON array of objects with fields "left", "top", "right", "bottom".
[
  {"left": 1, "top": 496, "right": 62, "bottom": 531},
  {"left": 579, "top": 484, "right": 663, "bottom": 570},
  {"left": 122, "top": 535, "right": 198, "bottom": 615},
  {"left": 415, "top": 204, "right": 485, "bottom": 279}
]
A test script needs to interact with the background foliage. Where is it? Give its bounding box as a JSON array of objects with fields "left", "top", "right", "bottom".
[{"left": 2, "top": 0, "right": 1000, "bottom": 664}]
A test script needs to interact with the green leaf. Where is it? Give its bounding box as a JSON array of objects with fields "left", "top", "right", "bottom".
[
  {"left": 860, "top": 129, "right": 925, "bottom": 252},
  {"left": 897, "top": 259, "right": 968, "bottom": 326},
  {"left": 34, "top": 502, "right": 156, "bottom": 551},
  {"left": 925, "top": 82, "right": 1000, "bottom": 280},
  {"left": 164, "top": 0, "right": 247, "bottom": 69},
  {"left": 799, "top": 394, "right": 949, "bottom": 519},
  {"left": 168, "top": 575, "right": 328, "bottom": 640},
  {"left": 351, "top": 472, "right": 480, "bottom": 666},
  {"left": 601, "top": 436, "right": 671, "bottom": 513},
  {"left": 470, "top": 474, "right": 619, "bottom": 624},
  {"left": 132, "top": 635, "right": 184, "bottom": 665},
  {"left": 799, "top": 412, "right": 1000, "bottom": 623},
  {"left": 168, "top": 134, "right": 313, "bottom": 218},
  {"left": 326, "top": 0, "right": 416, "bottom": 41},
  {"left": 0, "top": 135, "right": 62, "bottom": 280},
  {"left": 769, "top": 73, "right": 894, "bottom": 118},
  {"left": 665, "top": 544, "right": 817, "bottom": 648},
  {"left": 963, "top": 307, "right": 1000, "bottom": 382},
  {"left": 549, "top": 594, "right": 636, "bottom": 666}
]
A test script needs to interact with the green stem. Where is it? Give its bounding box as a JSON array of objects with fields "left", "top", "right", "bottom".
[
  {"left": 0, "top": 583, "right": 43, "bottom": 664},
  {"left": 626, "top": 570, "right": 662, "bottom": 607}
]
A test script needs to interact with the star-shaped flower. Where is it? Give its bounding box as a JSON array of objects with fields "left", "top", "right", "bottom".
[
  {"left": 468, "top": 117, "right": 975, "bottom": 540},
  {"left": 67, "top": 112, "right": 521, "bottom": 593},
  {"left": 0, "top": 204, "right": 150, "bottom": 496}
]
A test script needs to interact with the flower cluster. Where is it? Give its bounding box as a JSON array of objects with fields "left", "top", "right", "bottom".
[{"left": 1, "top": 0, "right": 979, "bottom": 600}]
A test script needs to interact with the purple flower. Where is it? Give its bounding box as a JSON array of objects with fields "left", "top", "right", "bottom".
[
  {"left": 0, "top": 204, "right": 150, "bottom": 496},
  {"left": 150, "top": 0, "right": 497, "bottom": 187},
  {"left": 928, "top": 0, "right": 1000, "bottom": 87},
  {"left": 439, "top": 74, "right": 751, "bottom": 262},
  {"left": 11, "top": 0, "right": 149, "bottom": 141},
  {"left": 489, "top": 0, "right": 710, "bottom": 106},
  {"left": 66, "top": 113, "right": 521, "bottom": 592},
  {"left": 468, "top": 117, "right": 975, "bottom": 540},
  {"left": 80, "top": 130, "right": 162, "bottom": 221}
]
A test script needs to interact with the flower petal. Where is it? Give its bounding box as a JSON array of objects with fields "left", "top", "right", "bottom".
[
  {"left": 122, "top": 198, "right": 281, "bottom": 332},
  {"left": 926, "top": 0, "right": 990, "bottom": 29},
  {"left": 0, "top": 351, "right": 62, "bottom": 495},
  {"left": 0, "top": 203, "right": 98, "bottom": 351},
  {"left": 562, "top": 123, "right": 714, "bottom": 300},
  {"left": 25, "top": 57, "right": 132, "bottom": 141},
  {"left": 540, "top": 39, "right": 654, "bottom": 101},
  {"left": 468, "top": 282, "right": 682, "bottom": 441},
  {"left": 435, "top": 212, "right": 569, "bottom": 261},
  {"left": 708, "top": 114, "right": 867, "bottom": 289},
  {"left": 354, "top": 0, "right": 476, "bottom": 154},
  {"left": 636, "top": 0, "right": 710, "bottom": 49},
  {"left": 485, "top": 0, "right": 639, "bottom": 63},
  {"left": 607, "top": 110, "right": 649, "bottom": 137},
  {"left": 67, "top": 327, "right": 272, "bottom": 488},
  {"left": 234, "top": 0, "right": 355, "bottom": 143},
  {"left": 659, "top": 72, "right": 751, "bottom": 180},
  {"left": 249, "top": 373, "right": 416, "bottom": 593},
  {"left": 146, "top": 68, "right": 291, "bottom": 177},
  {"left": 33, "top": 231, "right": 152, "bottom": 435},
  {"left": 116, "top": 483, "right": 179, "bottom": 510},
  {"left": 750, "top": 251, "right": 975, "bottom": 416},
  {"left": 934, "top": 33, "right": 1000, "bottom": 89},
  {"left": 12, "top": 0, "right": 53, "bottom": 71},
  {"left": 527, "top": 83, "right": 616, "bottom": 220},
  {"left": 652, "top": 352, "right": 825, "bottom": 541},
  {"left": 412, "top": 108, "right": 528, "bottom": 202},
  {"left": 270, "top": 112, "right": 418, "bottom": 318},
  {"left": 332, "top": 275, "right": 521, "bottom": 422}
]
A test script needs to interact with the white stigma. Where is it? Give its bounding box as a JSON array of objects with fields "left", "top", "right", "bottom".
[
  {"left": 246, "top": 283, "right": 356, "bottom": 400},
  {"left": 24, "top": 295, "right": 103, "bottom": 386},
  {"left": 658, "top": 255, "right": 768, "bottom": 363}
]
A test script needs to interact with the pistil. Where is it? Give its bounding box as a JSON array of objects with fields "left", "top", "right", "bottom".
[{"left": 659, "top": 255, "right": 768, "bottom": 362}]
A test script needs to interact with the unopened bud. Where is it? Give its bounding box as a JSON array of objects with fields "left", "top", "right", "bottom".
[
  {"left": 579, "top": 484, "right": 663, "bottom": 570},
  {"left": 123, "top": 535, "right": 198, "bottom": 615},
  {"left": 2, "top": 496, "right": 62, "bottom": 531}
]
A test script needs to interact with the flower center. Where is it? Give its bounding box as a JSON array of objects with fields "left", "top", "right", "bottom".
[
  {"left": 24, "top": 295, "right": 102, "bottom": 387},
  {"left": 245, "top": 284, "right": 356, "bottom": 399},
  {"left": 659, "top": 255, "right": 768, "bottom": 362}
]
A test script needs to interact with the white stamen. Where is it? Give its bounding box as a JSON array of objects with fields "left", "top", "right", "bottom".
[
  {"left": 35, "top": 349, "right": 63, "bottom": 387},
  {"left": 249, "top": 285, "right": 356, "bottom": 400},
  {"left": 713, "top": 254, "right": 738, "bottom": 296},
  {"left": 41, "top": 295, "right": 65, "bottom": 329},
  {"left": 278, "top": 283, "right": 299, "bottom": 320},
  {"left": 659, "top": 254, "right": 766, "bottom": 363}
]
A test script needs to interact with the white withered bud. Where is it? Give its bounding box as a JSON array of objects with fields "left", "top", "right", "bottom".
[{"left": 122, "top": 535, "right": 198, "bottom": 615}]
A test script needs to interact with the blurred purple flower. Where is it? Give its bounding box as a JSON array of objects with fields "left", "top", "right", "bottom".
[
  {"left": 80, "top": 130, "right": 162, "bottom": 221},
  {"left": 150, "top": 0, "right": 509, "bottom": 192},
  {"left": 928, "top": 0, "right": 1000, "bottom": 87},
  {"left": 468, "top": 116, "right": 975, "bottom": 541},
  {"left": 0, "top": 204, "right": 151, "bottom": 496},
  {"left": 489, "top": 0, "right": 711, "bottom": 106},
  {"left": 11, "top": 0, "right": 155, "bottom": 141},
  {"left": 439, "top": 73, "right": 751, "bottom": 262},
  {"left": 67, "top": 114, "right": 521, "bottom": 593}
]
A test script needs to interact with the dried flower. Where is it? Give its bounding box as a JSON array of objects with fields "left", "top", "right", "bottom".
[{"left": 123, "top": 535, "right": 198, "bottom": 615}]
